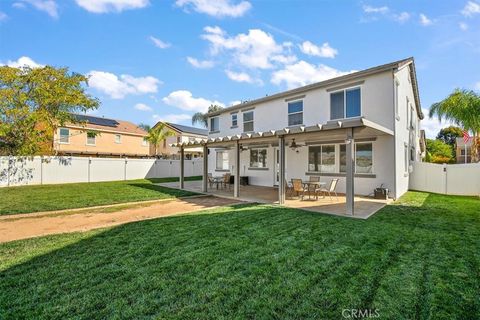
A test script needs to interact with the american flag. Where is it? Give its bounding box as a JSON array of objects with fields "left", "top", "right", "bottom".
[{"left": 463, "top": 130, "right": 471, "bottom": 144}]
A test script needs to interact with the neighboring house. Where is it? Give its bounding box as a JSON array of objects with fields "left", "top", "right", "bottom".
[
  {"left": 150, "top": 122, "right": 208, "bottom": 159},
  {"left": 54, "top": 114, "right": 149, "bottom": 157},
  {"left": 173, "top": 57, "right": 424, "bottom": 209},
  {"left": 455, "top": 137, "right": 473, "bottom": 163}
]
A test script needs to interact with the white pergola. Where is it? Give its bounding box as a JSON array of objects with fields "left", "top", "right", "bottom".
[{"left": 172, "top": 117, "right": 393, "bottom": 216}]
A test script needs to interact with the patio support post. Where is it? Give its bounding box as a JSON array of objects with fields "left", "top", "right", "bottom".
[
  {"left": 346, "top": 128, "right": 355, "bottom": 215},
  {"left": 234, "top": 141, "right": 240, "bottom": 198},
  {"left": 180, "top": 146, "right": 185, "bottom": 189},
  {"left": 202, "top": 144, "right": 208, "bottom": 192},
  {"left": 278, "top": 135, "right": 286, "bottom": 204}
]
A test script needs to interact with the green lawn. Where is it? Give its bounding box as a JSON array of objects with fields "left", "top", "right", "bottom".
[
  {"left": 0, "top": 176, "right": 200, "bottom": 215},
  {"left": 1, "top": 191, "right": 479, "bottom": 319}
]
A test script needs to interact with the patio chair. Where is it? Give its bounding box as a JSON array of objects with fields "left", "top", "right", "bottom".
[
  {"left": 316, "top": 178, "right": 339, "bottom": 201},
  {"left": 285, "top": 179, "right": 293, "bottom": 198},
  {"left": 291, "top": 178, "right": 307, "bottom": 200},
  {"left": 221, "top": 173, "right": 231, "bottom": 190},
  {"left": 207, "top": 173, "right": 216, "bottom": 189}
]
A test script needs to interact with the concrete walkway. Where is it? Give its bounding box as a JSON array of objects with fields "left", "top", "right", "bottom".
[{"left": 0, "top": 196, "right": 242, "bottom": 243}]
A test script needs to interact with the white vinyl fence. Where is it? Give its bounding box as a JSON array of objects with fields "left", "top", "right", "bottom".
[
  {"left": 0, "top": 156, "right": 203, "bottom": 187},
  {"left": 409, "top": 162, "right": 480, "bottom": 196}
]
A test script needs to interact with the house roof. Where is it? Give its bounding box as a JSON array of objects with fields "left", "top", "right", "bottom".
[
  {"left": 208, "top": 57, "right": 424, "bottom": 119},
  {"left": 68, "top": 114, "right": 148, "bottom": 136},
  {"left": 154, "top": 121, "right": 208, "bottom": 136}
]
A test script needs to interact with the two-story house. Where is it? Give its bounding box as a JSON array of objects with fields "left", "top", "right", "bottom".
[
  {"left": 172, "top": 58, "right": 423, "bottom": 215},
  {"left": 150, "top": 122, "right": 208, "bottom": 159},
  {"left": 54, "top": 114, "right": 150, "bottom": 158}
]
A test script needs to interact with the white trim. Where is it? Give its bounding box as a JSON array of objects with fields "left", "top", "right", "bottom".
[
  {"left": 330, "top": 85, "right": 362, "bottom": 120},
  {"left": 242, "top": 110, "right": 254, "bottom": 133}
]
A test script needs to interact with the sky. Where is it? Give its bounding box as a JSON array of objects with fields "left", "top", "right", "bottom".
[{"left": 1, "top": 0, "right": 479, "bottom": 138}]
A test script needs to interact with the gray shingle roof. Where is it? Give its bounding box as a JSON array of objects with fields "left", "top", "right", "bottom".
[{"left": 166, "top": 123, "right": 208, "bottom": 136}]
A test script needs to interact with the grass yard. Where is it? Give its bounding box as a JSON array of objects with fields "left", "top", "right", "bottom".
[
  {"left": 1, "top": 191, "right": 479, "bottom": 319},
  {"left": 0, "top": 176, "right": 200, "bottom": 215}
]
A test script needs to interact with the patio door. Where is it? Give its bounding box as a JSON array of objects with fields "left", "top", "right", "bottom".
[{"left": 273, "top": 147, "right": 279, "bottom": 186}]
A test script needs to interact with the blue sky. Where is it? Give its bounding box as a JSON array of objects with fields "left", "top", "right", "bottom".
[{"left": 1, "top": 0, "right": 479, "bottom": 137}]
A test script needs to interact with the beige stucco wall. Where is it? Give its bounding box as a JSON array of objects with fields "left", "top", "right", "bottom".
[
  {"left": 54, "top": 127, "right": 149, "bottom": 156},
  {"left": 151, "top": 132, "right": 205, "bottom": 156}
]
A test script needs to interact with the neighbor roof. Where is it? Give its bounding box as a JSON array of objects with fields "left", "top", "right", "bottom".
[
  {"left": 163, "top": 122, "right": 208, "bottom": 136},
  {"left": 208, "top": 57, "right": 424, "bottom": 119},
  {"left": 68, "top": 114, "right": 148, "bottom": 136}
]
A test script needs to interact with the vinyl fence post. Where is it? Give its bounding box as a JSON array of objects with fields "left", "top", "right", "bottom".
[
  {"left": 7, "top": 155, "right": 12, "bottom": 187},
  {"left": 124, "top": 157, "right": 128, "bottom": 181},
  {"left": 88, "top": 157, "right": 92, "bottom": 183},
  {"left": 40, "top": 156, "right": 44, "bottom": 185},
  {"left": 443, "top": 163, "right": 448, "bottom": 195}
]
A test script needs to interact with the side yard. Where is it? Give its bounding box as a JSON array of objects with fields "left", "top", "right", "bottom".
[
  {"left": 0, "top": 192, "right": 479, "bottom": 319},
  {"left": 0, "top": 176, "right": 201, "bottom": 215}
]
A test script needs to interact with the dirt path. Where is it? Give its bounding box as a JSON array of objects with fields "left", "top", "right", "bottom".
[{"left": 0, "top": 196, "right": 242, "bottom": 243}]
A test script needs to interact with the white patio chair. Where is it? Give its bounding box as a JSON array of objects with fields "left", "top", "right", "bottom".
[{"left": 316, "top": 178, "right": 339, "bottom": 201}]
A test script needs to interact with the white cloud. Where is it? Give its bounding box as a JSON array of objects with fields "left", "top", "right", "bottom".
[
  {"left": 75, "top": 0, "right": 149, "bottom": 13},
  {"left": 394, "top": 12, "right": 410, "bottom": 23},
  {"left": 419, "top": 13, "right": 432, "bottom": 26},
  {"left": 363, "top": 5, "right": 389, "bottom": 14},
  {"left": 175, "top": 0, "right": 251, "bottom": 18},
  {"left": 201, "top": 26, "right": 285, "bottom": 69},
  {"left": 2, "top": 56, "right": 44, "bottom": 68},
  {"left": 153, "top": 113, "right": 192, "bottom": 124},
  {"left": 187, "top": 57, "right": 214, "bottom": 69},
  {"left": 271, "top": 54, "right": 297, "bottom": 64},
  {"left": 0, "top": 11, "right": 7, "bottom": 21},
  {"left": 271, "top": 60, "right": 354, "bottom": 89},
  {"left": 88, "top": 71, "right": 160, "bottom": 99},
  {"left": 421, "top": 108, "right": 454, "bottom": 138},
  {"left": 149, "top": 36, "right": 171, "bottom": 49},
  {"left": 20, "top": 0, "right": 58, "bottom": 18},
  {"left": 225, "top": 70, "right": 263, "bottom": 85},
  {"left": 162, "top": 90, "right": 224, "bottom": 113},
  {"left": 462, "top": 1, "right": 480, "bottom": 17},
  {"left": 229, "top": 100, "right": 241, "bottom": 106},
  {"left": 134, "top": 103, "right": 153, "bottom": 112},
  {"left": 12, "top": 2, "right": 27, "bottom": 9},
  {"left": 459, "top": 22, "right": 468, "bottom": 30},
  {"left": 299, "top": 41, "right": 338, "bottom": 58}
]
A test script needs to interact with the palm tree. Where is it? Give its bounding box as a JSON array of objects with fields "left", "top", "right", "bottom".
[
  {"left": 138, "top": 123, "right": 151, "bottom": 132},
  {"left": 146, "top": 122, "right": 175, "bottom": 156},
  {"left": 192, "top": 104, "right": 224, "bottom": 128},
  {"left": 429, "top": 89, "right": 480, "bottom": 162}
]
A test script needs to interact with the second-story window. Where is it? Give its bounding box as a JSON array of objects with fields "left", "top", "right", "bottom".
[
  {"left": 288, "top": 100, "right": 303, "bottom": 126},
  {"left": 231, "top": 113, "right": 238, "bottom": 127},
  {"left": 143, "top": 138, "right": 148, "bottom": 146},
  {"left": 243, "top": 111, "right": 254, "bottom": 132},
  {"left": 115, "top": 134, "right": 121, "bottom": 144},
  {"left": 330, "top": 87, "right": 361, "bottom": 120},
  {"left": 210, "top": 117, "right": 219, "bottom": 132},
  {"left": 86, "top": 132, "right": 96, "bottom": 146},
  {"left": 59, "top": 128, "right": 69, "bottom": 144}
]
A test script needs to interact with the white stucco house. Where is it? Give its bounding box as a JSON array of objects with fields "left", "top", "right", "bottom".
[{"left": 172, "top": 57, "right": 424, "bottom": 215}]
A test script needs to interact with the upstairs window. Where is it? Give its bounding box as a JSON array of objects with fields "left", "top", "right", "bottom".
[
  {"left": 143, "top": 138, "right": 148, "bottom": 146},
  {"left": 86, "top": 132, "right": 96, "bottom": 146},
  {"left": 115, "top": 134, "right": 121, "bottom": 144},
  {"left": 59, "top": 128, "right": 69, "bottom": 144},
  {"left": 231, "top": 113, "right": 238, "bottom": 127},
  {"left": 330, "top": 87, "right": 361, "bottom": 120},
  {"left": 210, "top": 117, "right": 219, "bottom": 132},
  {"left": 288, "top": 100, "right": 303, "bottom": 126},
  {"left": 250, "top": 148, "right": 267, "bottom": 168},
  {"left": 216, "top": 151, "right": 229, "bottom": 170},
  {"left": 243, "top": 111, "right": 254, "bottom": 132}
]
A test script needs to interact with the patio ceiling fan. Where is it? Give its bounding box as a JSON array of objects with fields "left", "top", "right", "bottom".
[{"left": 289, "top": 138, "right": 303, "bottom": 150}]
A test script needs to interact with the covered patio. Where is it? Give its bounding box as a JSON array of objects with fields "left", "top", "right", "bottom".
[
  {"left": 159, "top": 180, "right": 390, "bottom": 219},
  {"left": 171, "top": 117, "right": 394, "bottom": 218}
]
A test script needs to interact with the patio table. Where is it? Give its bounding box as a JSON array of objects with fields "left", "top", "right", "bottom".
[
  {"left": 212, "top": 176, "right": 223, "bottom": 189},
  {"left": 302, "top": 181, "right": 327, "bottom": 200}
]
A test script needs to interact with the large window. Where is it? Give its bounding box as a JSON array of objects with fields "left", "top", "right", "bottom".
[
  {"left": 86, "top": 132, "right": 96, "bottom": 146},
  {"left": 243, "top": 111, "right": 254, "bottom": 132},
  {"left": 311, "top": 143, "right": 373, "bottom": 174},
  {"left": 355, "top": 143, "right": 373, "bottom": 174},
  {"left": 330, "top": 87, "right": 361, "bottom": 120},
  {"left": 210, "top": 117, "right": 219, "bottom": 132},
  {"left": 288, "top": 100, "right": 303, "bottom": 126},
  {"left": 308, "top": 145, "right": 335, "bottom": 173},
  {"left": 231, "top": 113, "right": 238, "bottom": 127},
  {"left": 59, "top": 128, "right": 69, "bottom": 144},
  {"left": 216, "top": 150, "right": 229, "bottom": 170},
  {"left": 250, "top": 148, "right": 267, "bottom": 168}
]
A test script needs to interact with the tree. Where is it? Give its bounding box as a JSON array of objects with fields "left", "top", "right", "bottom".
[
  {"left": 429, "top": 89, "right": 480, "bottom": 162},
  {"left": 425, "top": 139, "right": 454, "bottom": 164},
  {"left": 138, "top": 123, "right": 151, "bottom": 132},
  {"left": 436, "top": 126, "right": 463, "bottom": 146},
  {"left": 146, "top": 122, "right": 175, "bottom": 156},
  {"left": 192, "top": 104, "right": 223, "bottom": 128},
  {"left": 0, "top": 65, "right": 99, "bottom": 156}
]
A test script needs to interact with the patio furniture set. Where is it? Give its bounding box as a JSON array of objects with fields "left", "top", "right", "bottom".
[{"left": 286, "top": 177, "right": 339, "bottom": 201}]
